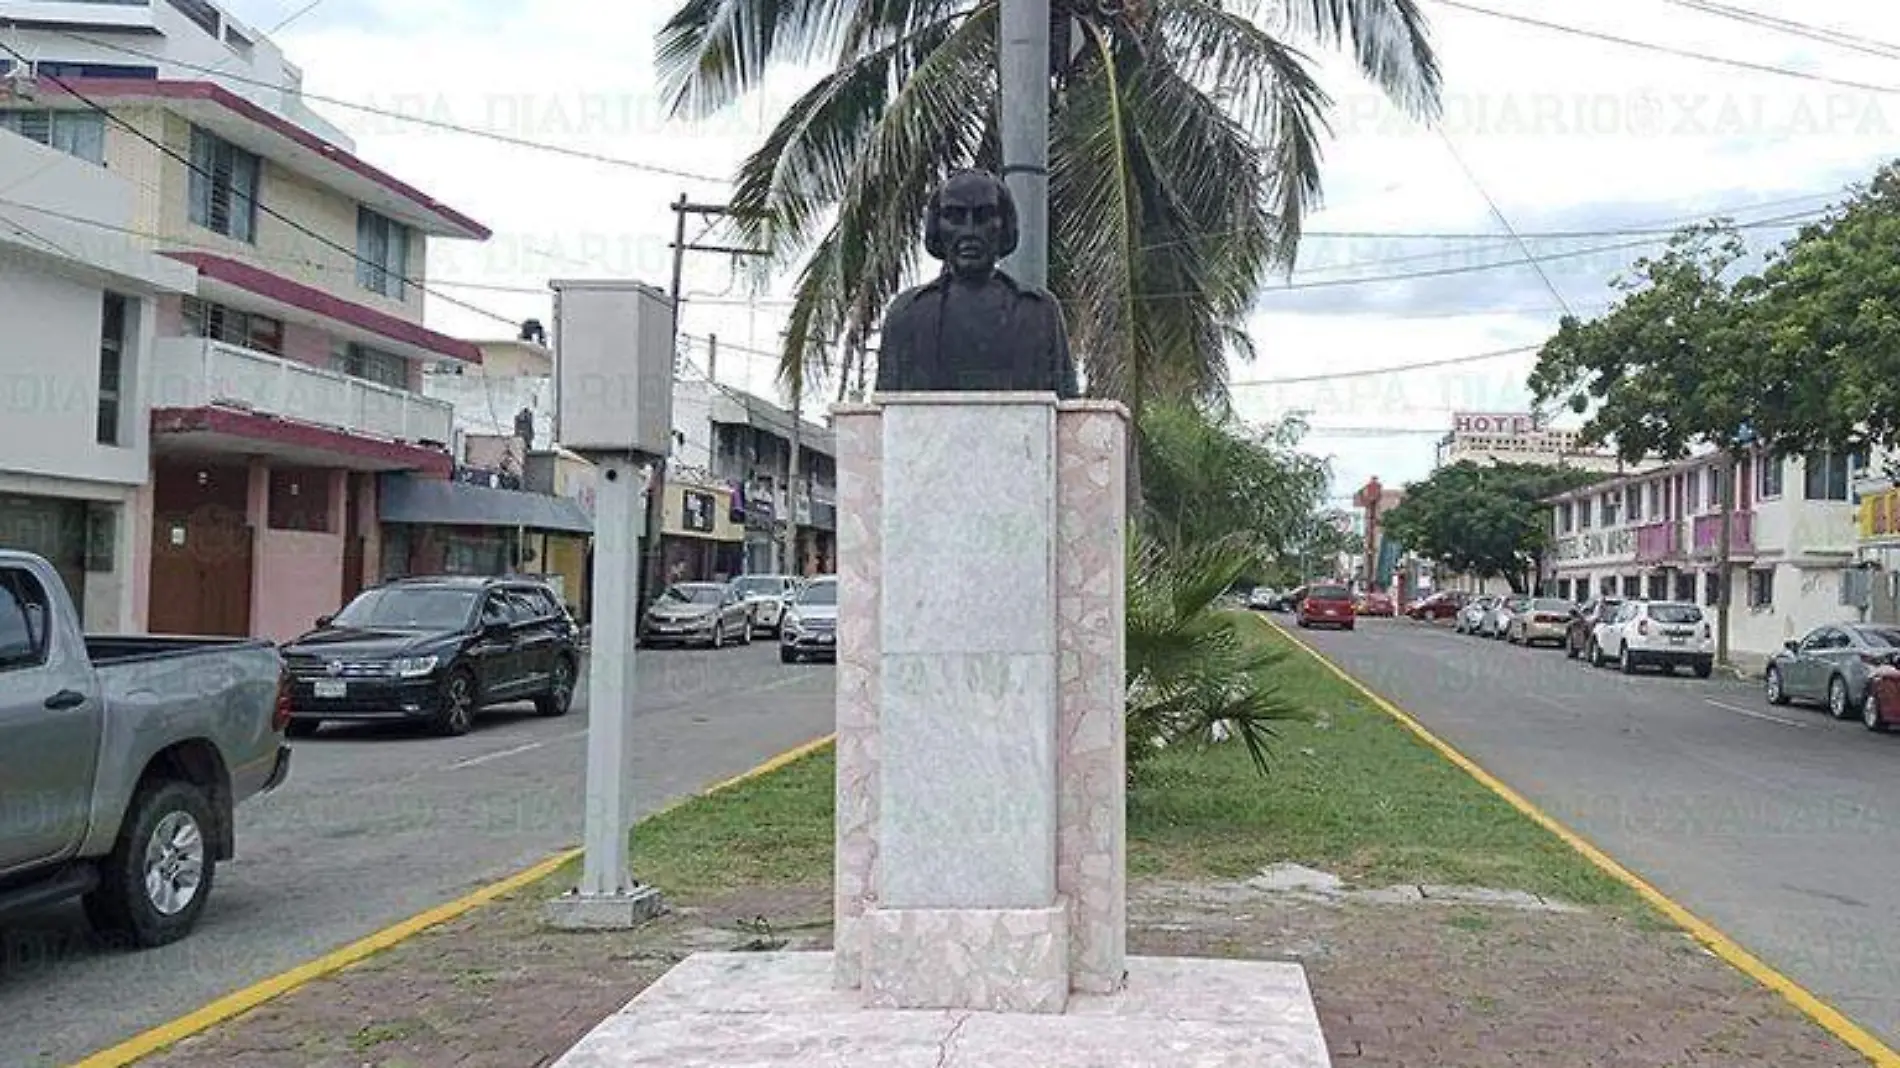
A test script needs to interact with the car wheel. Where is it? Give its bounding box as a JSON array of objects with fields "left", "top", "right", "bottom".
[
  {"left": 1765, "top": 666, "right": 1789, "bottom": 705},
  {"left": 779, "top": 647, "right": 797, "bottom": 664},
  {"left": 711, "top": 621, "right": 725, "bottom": 649},
  {"left": 741, "top": 621, "right": 754, "bottom": 645},
  {"left": 285, "top": 719, "right": 321, "bottom": 739},
  {"left": 535, "top": 657, "right": 575, "bottom": 717},
  {"left": 1588, "top": 639, "right": 1603, "bottom": 667},
  {"left": 1620, "top": 644, "right": 1636, "bottom": 674},
  {"left": 1828, "top": 675, "right": 1853, "bottom": 720},
  {"left": 82, "top": 779, "right": 216, "bottom": 949},
  {"left": 1693, "top": 660, "right": 1712, "bottom": 679},
  {"left": 433, "top": 669, "right": 478, "bottom": 736},
  {"left": 1565, "top": 637, "right": 1579, "bottom": 660},
  {"left": 1865, "top": 691, "right": 1888, "bottom": 732}
]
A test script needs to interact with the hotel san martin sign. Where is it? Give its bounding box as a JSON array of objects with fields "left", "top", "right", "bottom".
[{"left": 1554, "top": 529, "right": 1633, "bottom": 562}]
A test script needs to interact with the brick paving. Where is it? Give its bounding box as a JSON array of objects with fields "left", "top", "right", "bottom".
[{"left": 135, "top": 875, "right": 1869, "bottom": 1068}]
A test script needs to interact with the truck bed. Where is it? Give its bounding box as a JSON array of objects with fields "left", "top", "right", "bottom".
[{"left": 84, "top": 635, "right": 276, "bottom": 666}]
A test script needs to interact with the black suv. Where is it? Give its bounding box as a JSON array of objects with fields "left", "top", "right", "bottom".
[{"left": 279, "top": 576, "right": 581, "bottom": 737}]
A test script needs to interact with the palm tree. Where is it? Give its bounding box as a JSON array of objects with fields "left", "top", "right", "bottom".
[{"left": 657, "top": 0, "right": 1441, "bottom": 408}]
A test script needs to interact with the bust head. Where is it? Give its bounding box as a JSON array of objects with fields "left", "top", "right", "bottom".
[{"left": 924, "top": 170, "right": 1018, "bottom": 280}]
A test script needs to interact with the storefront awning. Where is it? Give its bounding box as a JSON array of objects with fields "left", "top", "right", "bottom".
[{"left": 379, "top": 475, "right": 592, "bottom": 535}]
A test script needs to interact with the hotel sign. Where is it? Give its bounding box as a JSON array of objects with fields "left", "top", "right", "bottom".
[
  {"left": 1553, "top": 529, "right": 1633, "bottom": 562},
  {"left": 1454, "top": 412, "right": 1534, "bottom": 436}
]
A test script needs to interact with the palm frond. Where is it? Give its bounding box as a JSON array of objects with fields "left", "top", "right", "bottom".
[{"left": 657, "top": 0, "right": 861, "bottom": 119}]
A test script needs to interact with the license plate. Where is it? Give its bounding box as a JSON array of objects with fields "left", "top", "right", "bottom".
[
  {"left": 313, "top": 680, "right": 347, "bottom": 698},
  {"left": 815, "top": 634, "right": 834, "bottom": 644},
  {"left": 1669, "top": 635, "right": 1686, "bottom": 645}
]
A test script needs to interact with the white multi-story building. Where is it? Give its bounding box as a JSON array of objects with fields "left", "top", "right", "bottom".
[
  {"left": 1543, "top": 446, "right": 1863, "bottom": 660},
  {"left": 0, "top": 127, "right": 195, "bottom": 631},
  {"left": 0, "top": 0, "right": 352, "bottom": 143},
  {"left": 1433, "top": 410, "right": 1638, "bottom": 474}
]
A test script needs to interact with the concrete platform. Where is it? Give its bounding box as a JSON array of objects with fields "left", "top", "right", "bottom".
[{"left": 550, "top": 951, "right": 1333, "bottom": 1067}]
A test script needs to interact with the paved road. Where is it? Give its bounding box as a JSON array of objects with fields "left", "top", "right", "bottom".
[
  {"left": 1290, "top": 614, "right": 1900, "bottom": 1048},
  {"left": 0, "top": 642, "right": 834, "bottom": 1067}
]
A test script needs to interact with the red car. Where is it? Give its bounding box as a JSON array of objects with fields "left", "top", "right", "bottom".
[
  {"left": 1297, "top": 583, "right": 1356, "bottom": 630},
  {"left": 1359, "top": 591, "right": 1396, "bottom": 617},
  {"left": 1406, "top": 590, "right": 1467, "bottom": 621}
]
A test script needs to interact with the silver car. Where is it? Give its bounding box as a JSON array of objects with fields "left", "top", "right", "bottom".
[
  {"left": 780, "top": 575, "right": 837, "bottom": 663},
  {"left": 1765, "top": 623, "right": 1900, "bottom": 718},
  {"left": 1482, "top": 594, "right": 1530, "bottom": 639},
  {"left": 1456, "top": 595, "right": 1497, "bottom": 635},
  {"left": 730, "top": 574, "right": 800, "bottom": 636},
  {"left": 639, "top": 582, "right": 754, "bottom": 648}
]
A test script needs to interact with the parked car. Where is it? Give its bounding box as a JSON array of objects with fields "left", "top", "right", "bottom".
[
  {"left": 1564, "top": 597, "right": 1622, "bottom": 659},
  {"left": 1588, "top": 600, "right": 1713, "bottom": 676},
  {"left": 780, "top": 575, "right": 838, "bottom": 663},
  {"left": 1267, "top": 585, "right": 1306, "bottom": 612},
  {"left": 1764, "top": 623, "right": 1900, "bottom": 720},
  {"left": 1296, "top": 583, "right": 1356, "bottom": 630},
  {"left": 1481, "top": 594, "right": 1531, "bottom": 639},
  {"left": 730, "top": 574, "right": 800, "bottom": 636},
  {"left": 1406, "top": 590, "right": 1467, "bottom": 621},
  {"left": 0, "top": 550, "right": 291, "bottom": 948},
  {"left": 1455, "top": 595, "right": 1497, "bottom": 634},
  {"left": 1358, "top": 591, "right": 1396, "bottom": 617},
  {"left": 281, "top": 576, "right": 582, "bottom": 737},
  {"left": 1506, "top": 597, "right": 1576, "bottom": 647},
  {"left": 639, "top": 581, "right": 755, "bottom": 649},
  {"left": 1247, "top": 587, "right": 1278, "bottom": 611}
]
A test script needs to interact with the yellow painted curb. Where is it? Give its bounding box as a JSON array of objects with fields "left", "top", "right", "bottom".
[
  {"left": 70, "top": 732, "right": 838, "bottom": 1068},
  {"left": 1267, "top": 619, "right": 1900, "bottom": 1067}
]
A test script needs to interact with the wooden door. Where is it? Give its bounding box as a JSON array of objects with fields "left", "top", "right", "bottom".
[
  {"left": 149, "top": 461, "right": 253, "bottom": 637},
  {"left": 341, "top": 473, "right": 366, "bottom": 605}
]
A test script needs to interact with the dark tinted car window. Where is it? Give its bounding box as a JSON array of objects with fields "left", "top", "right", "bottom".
[
  {"left": 1855, "top": 628, "right": 1900, "bottom": 648},
  {"left": 1308, "top": 585, "right": 1349, "bottom": 600},
  {"left": 0, "top": 568, "right": 48, "bottom": 670},
  {"left": 336, "top": 587, "right": 480, "bottom": 630},
  {"left": 1649, "top": 603, "right": 1702, "bottom": 624},
  {"left": 798, "top": 581, "right": 837, "bottom": 606}
]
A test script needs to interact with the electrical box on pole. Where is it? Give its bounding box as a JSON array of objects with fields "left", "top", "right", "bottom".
[{"left": 543, "top": 278, "right": 677, "bottom": 930}]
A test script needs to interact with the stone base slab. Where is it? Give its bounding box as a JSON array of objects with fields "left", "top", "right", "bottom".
[
  {"left": 861, "top": 900, "right": 1070, "bottom": 1013},
  {"left": 550, "top": 951, "right": 1332, "bottom": 1067},
  {"left": 542, "top": 886, "right": 665, "bottom": 931}
]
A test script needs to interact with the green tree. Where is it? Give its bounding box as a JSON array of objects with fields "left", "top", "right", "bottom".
[
  {"left": 1381, "top": 462, "right": 1597, "bottom": 593},
  {"left": 1525, "top": 221, "right": 1767, "bottom": 661},
  {"left": 1136, "top": 402, "right": 1329, "bottom": 564},
  {"left": 1748, "top": 161, "right": 1900, "bottom": 457},
  {"left": 656, "top": 0, "right": 1441, "bottom": 404}
]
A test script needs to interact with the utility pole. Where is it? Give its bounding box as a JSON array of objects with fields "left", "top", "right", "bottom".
[
  {"left": 653, "top": 196, "right": 768, "bottom": 605},
  {"left": 998, "top": 0, "right": 1050, "bottom": 287},
  {"left": 1716, "top": 450, "right": 1735, "bottom": 667},
  {"left": 784, "top": 385, "right": 803, "bottom": 575}
]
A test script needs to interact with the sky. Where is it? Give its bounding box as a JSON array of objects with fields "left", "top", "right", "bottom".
[{"left": 239, "top": 0, "right": 1900, "bottom": 502}]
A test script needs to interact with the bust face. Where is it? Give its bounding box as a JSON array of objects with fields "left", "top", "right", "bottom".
[{"left": 935, "top": 173, "right": 1007, "bottom": 279}]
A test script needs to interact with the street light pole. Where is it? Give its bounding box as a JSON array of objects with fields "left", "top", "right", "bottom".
[{"left": 998, "top": 0, "right": 1050, "bottom": 288}]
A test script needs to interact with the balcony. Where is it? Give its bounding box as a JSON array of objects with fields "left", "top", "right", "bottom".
[
  {"left": 152, "top": 336, "right": 454, "bottom": 447},
  {"left": 1634, "top": 521, "right": 1682, "bottom": 564},
  {"left": 1691, "top": 511, "right": 1755, "bottom": 557}
]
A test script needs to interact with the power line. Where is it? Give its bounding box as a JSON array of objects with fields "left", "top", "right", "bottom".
[
  {"left": 1438, "top": 0, "right": 1900, "bottom": 94},
  {"left": 1655, "top": 0, "right": 1900, "bottom": 60},
  {"left": 47, "top": 31, "right": 734, "bottom": 185},
  {"left": 0, "top": 39, "right": 524, "bottom": 332},
  {"left": 1232, "top": 342, "right": 1544, "bottom": 386}
]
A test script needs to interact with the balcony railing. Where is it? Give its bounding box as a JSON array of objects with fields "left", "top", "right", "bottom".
[
  {"left": 1691, "top": 511, "right": 1755, "bottom": 556},
  {"left": 152, "top": 336, "right": 453, "bottom": 446},
  {"left": 1634, "top": 521, "right": 1682, "bottom": 564}
]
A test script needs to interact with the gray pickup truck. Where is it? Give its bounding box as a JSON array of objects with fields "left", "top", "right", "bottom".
[{"left": 0, "top": 550, "right": 290, "bottom": 948}]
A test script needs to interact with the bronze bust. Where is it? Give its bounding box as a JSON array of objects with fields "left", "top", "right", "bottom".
[{"left": 875, "top": 170, "right": 1079, "bottom": 398}]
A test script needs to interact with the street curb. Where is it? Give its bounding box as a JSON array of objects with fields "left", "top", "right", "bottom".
[
  {"left": 67, "top": 732, "right": 839, "bottom": 1068},
  {"left": 1264, "top": 618, "right": 1900, "bottom": 1068}
]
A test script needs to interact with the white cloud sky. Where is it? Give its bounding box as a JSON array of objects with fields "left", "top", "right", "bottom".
[{"left": 244, "top": 0, "right": 1900, "bottom": 499}]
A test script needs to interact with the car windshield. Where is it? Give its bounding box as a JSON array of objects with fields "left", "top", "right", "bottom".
[
  {"left": 798, "top": 581, "right": 837, "bottom": 606},
  {"left": 663, "top": 584, "right": 725, "bottom": 605},
  {"left": 732, "top": 576, "right": 783, "bottom": 597},
  {"left": 1858, "top": 628, "right": 1900, "bottom": 648},
  {"left": 1308, "top": 585, "right": 1349, "bottom": 600},
  {"left": 332, "top": 587, "right": 477, "bottom": 629},
  {"left": 1648, "top": 603, "right": 1702, "bottom": 624},
  {"left": 1504, "top": 596, "right": 1530, "bottom": 608},
  {"left": 1532, "top": 598, "right": 1571, "bottom": 613}
]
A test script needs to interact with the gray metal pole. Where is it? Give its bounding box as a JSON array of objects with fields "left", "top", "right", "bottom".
[{"left": 998, "top": 0, "right": 1050, "bottom": 288}]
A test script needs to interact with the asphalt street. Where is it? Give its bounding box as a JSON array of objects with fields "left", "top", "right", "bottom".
[
  {"left": 0, "top": 641, "right": 834, "bottom": 1068},
  {"left": 1290, "top": 613, "right": 1900, "bottom": 1049}
]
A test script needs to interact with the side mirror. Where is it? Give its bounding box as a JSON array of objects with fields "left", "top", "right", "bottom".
[
  {"left": 316, "top": 615, "right": 333, "bottom": 628},
  {"left": 1784, "top": 639, "right": 1799, "bottom": 653}
]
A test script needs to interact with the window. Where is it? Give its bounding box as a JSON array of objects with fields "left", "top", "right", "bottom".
[
  {"left": 0, "top": 567, "right": 51, "bottom": 671},
  {"left": 31, "top": 61, "right": 158, "bottom": 80},
  {"left": 481, "top": 593, "right": 513, "bottom": 628},
  {"left": 268, "top": 467, "right": 332, "bottom": 532},
  {"left": 1556, "top": 578, "right": 1571, "bottom": 600},
  {"left": 1704, "top": 572, "right": 1721, "bottom": 607},
  {"left": 355, "top": 208, "right": 410, "bottom": 299},
  {"left": 97, "top": 292, "right": 127, "bottom": 445},
  {"left": 1626, "top": 485, "right": 1643, "bottom": 523},
  {"left": 0, "top": 109, "right": 106, "bottom": 164},
  {"left": 1578, "top": 500, "right": 1592, "bottom": 530},
  {"left": 1647, "top": 481, "right": 1661, "bottom": 518},
  {"left": 1601, "top": 493, "right": 1619, "bottom": 528},
  {"left": 1674, "top": 573, "right": 1696, "bottom": 602},
  {"left": 1747, "top": 568, "right": 1775, "bottom": 608},
  {"left": 1621, "top": 575, "right": 1641, "bottom": 598},
  {"left": 1804, "top": 450, "right": 1851, "bottom": 501},
  {"left": 165, "top": 0, "right": 222, "bottom": 37},
  {"left": 1557, "top": 503, "right": 1572, "bottom": 534},
  {"left": 188, "top": 126, "right": 259, "bottom": 242},
  {"left": 333, "top": 342, "right": 408, "bottom": 390},
  {"left": 181, "top": 298, "right": 283, "bottom": 355},
  {"left": 1687, "top": 469, "right": 1702, "bottom": 512},
  {"left": 1650, "top": 603, "right": 1703, "bottom": 625},
  {"left": 1758, "top": 452, "right": 1784, "bottom": 499}
]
